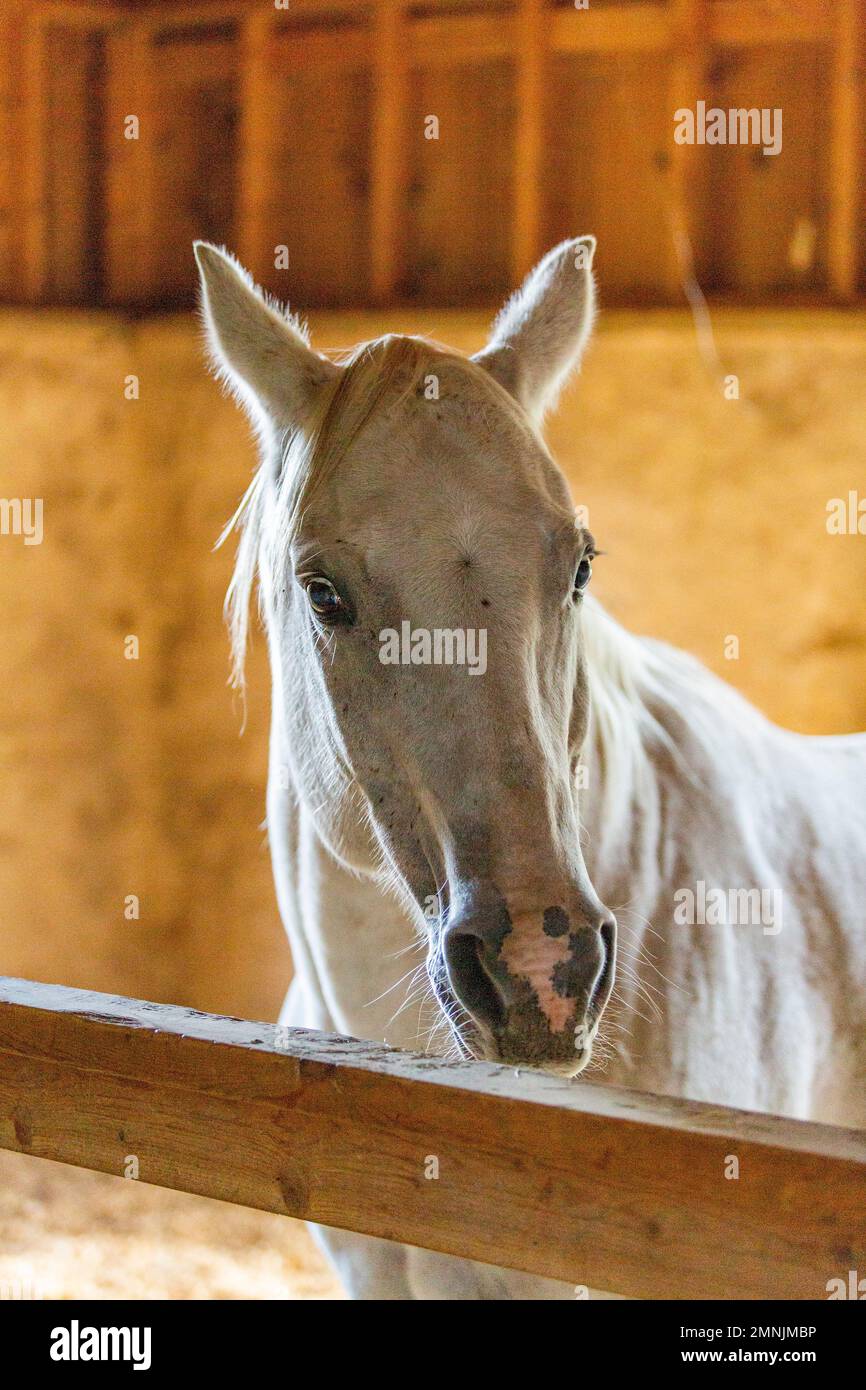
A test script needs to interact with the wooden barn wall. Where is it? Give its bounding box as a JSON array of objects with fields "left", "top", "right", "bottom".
[{"left": 0, "top": 0, "right": 862, "bottom": 310}]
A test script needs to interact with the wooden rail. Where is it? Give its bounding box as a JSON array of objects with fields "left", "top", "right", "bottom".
[{"left": 1, "top": 976, "right": 864, "bottom": 1299}]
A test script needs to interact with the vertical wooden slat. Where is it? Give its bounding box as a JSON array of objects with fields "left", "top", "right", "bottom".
[
  {"left": 133, "top": 21, "right": 158, "bottom": 302},
  {"left": 511, "top": 0, "right": 545, "bottom": 283},
  {"left": 370, "top": 0, "right": 407, "bottom": 304},
  {"left": 237, "top": 10, "right": 273, "bottom": 284},
  {"left": 104, "top": 20, "right": 132, "bottom": 303},
  {"left": 0, "top": 8, "right": 18, "bottom": 300},
  {"left": 20, "top": 12, "right": 49, "bottom": 302},
  {"left": 828, "top": 0, "right": 862, "bottom": 301},
  {"left": 665, "top": 0, "right": 707, "bottom": 299},
  {"left": 44, "top": 23, "right": 100, "bottom": 305},
  {"left": 104, "top": 17, "right": 157, "bottom": 304}
]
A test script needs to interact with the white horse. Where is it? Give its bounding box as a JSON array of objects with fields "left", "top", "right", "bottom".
[{"left": 195, "top": 237, "right": 866, "bottom": 1300}]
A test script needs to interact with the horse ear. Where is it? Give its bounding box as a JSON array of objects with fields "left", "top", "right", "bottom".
[
  {"left": 193, "top": 241, "right": 338, "bottom": 433},
  {"left": 473, "top": 237, "right": 596, "bottom": 426}
]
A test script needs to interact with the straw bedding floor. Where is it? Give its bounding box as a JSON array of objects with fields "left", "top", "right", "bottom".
[{"left": 0, "top": 1149, "right": 342, "bottom": 1300}]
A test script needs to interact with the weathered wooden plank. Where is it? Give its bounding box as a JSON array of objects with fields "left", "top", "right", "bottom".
[
  {"left": 0, "top": 977, "right": 864, "bottom": 1298},
  {"left": 710, "top": 0, "right": 833, "bottom": 47}
]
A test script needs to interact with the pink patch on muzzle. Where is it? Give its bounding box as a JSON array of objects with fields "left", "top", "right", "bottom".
[{"left": 499, "top": 914, "right": 577, "bottom": 1033}]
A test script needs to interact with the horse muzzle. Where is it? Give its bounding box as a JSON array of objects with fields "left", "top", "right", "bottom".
[{"left": 439, "top": 884, "right": 617, "bottom": 1075}]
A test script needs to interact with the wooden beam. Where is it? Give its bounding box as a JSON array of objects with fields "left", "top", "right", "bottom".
[
  {"left": 145, "top": 0, "right": 357, "bottom": 23},
  {"left": 408, "top": 13, "right": 515, "bottom": 68},
  {"left": 23, "top": 3, "right": 123, "bottom": 29},
  {"left": 709, "top": 0, "right": 833, "bottom": 47},
  {"left": 827, "top": 0, "right": 862, "bottom": 301},
  {"left": 550, "top": 4, "right": 669, "bottom": 55},
  {"left": 370, "top": 0, "right": 407, "bottom": 304},
  {"left": 1, "top": 977, "right": 865, "bottom": 1299},
  {"left": 148, "top": 2, "right": 246, "bottom": 29},
  {"left": 550, "top": 0, "right": 832, "bottom": 53},
  {"left": 236, "top": 10, "right": 273, "bottom": 283},
  {"left": 511, "top": 0, "right": 545, "bottom": 285}
]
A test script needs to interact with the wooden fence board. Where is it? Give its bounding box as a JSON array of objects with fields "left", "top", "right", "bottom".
[{"left": 0, "top": 976, "right": 864, "bottom": 1299}]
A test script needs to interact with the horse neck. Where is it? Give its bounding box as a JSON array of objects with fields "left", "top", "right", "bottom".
[
  {"left": 576, "top": 603, "right": 749, "bottom": 947},
  {"left": 579, "top": 602, "right": 670, "bottom": 901}
]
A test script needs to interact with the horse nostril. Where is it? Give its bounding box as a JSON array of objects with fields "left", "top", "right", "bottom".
[
  {"left": 443, "top": 929, "right": 506, "bottom": 1033},
  {"left": 592, "top": 915, "right": 617, "bottom": 1015}
]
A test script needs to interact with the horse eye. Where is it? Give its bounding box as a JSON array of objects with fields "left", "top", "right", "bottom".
[
  {"left": 574, "top": 557, "right": 593, "bottom": 594},
  {"left": 305, "top": 576, "right": 344, "bottom": 620}
]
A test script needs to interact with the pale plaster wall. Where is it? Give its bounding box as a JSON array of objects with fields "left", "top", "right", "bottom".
[{"left": 1, "top": 308, "right": 863, "bottom": 1019}]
